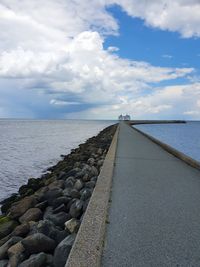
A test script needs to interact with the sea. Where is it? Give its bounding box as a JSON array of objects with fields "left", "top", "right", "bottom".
[
  {"left": 135, "top": 121, "right": 200, "bottom": 162},
  {"left": 0, "top": 119, "right": 114, "bottom": 201},
  {"left": 0, "top": 120, "right": 199, "bottom": 201}
]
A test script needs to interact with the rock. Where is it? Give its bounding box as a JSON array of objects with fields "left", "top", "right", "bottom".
[
  {"left": 0, "top": 216, "right": 18, "bottom": 239},
  {"left": 8, "top": 196, "right": 37, "bottom": 219},
  {"left": 19, "top": 208, "right": 42, "bottom": 223},
  {"left": 57, "top": 171, "right": 67, "bottom": 180},
  {"left": 0, "top": 234, "right": 12, "bottom": 247},
  {"left": 35, "top": 200, "right": 48, "bottom": 211},
  {"left": 34, "top": 187, "right": 48, "bottom": 202},
  {"left": 90, "top": 166, "right": 99, "bottom": 177},
  {"left": 52, "top": 197, "right": 71, "bottom": 209},
  {"left": 69, "top": 200, "right": 83, "bottom": 219},
  {"left": 66, "top": 168, "right": 81, "bottom": 179},
  {"left": 42, "top": 188, "right": 63, "bottom": 205},
  {"left": 64, "top": 218, "right": 79, "bottom": 233},
  {"left": 70, "top": 189, "right": 80, "bottom": 199},
  {"left": 48, "top": 180, "right": 65, "bottom": 190},
  {"left": 87, "top": 157, "right": 95, "bottom": 166},
  {"left": 80, "top": 188, "right": 92, "bottom": 201},
  {"left": 91, "top": 176, "right": 98, "bottom": 182},
  {"left": 0, "top": 236, "right": 22, "bottom": 260},
  {"left": 74, "top": 180, "right": 83, "bottom": 191},
  {"left": 52, "top": 204, "right": 66, "bottom": 214},
  {"left": 29, "top": 220, "right": 67, "bottom": 244},
  {"left": 8, "top": 241, "right": 25, "bottom": 267},
  {"left": 0, "top": 260, "right": 8, "bottom": 267},
  {"left": 82, "top": 173, "right": 90, "bottom": 182},
  {"left": 85, "top": 181, "right": 96, "bottom": 189},
  {"left": 12, "top": 222, "right": 30, "bottom": 237},
  {"left": 53, "top": 234, "right": 76, "bottom": 267},
  {"left": 97, "top": 148, "right": 103, "bottom": 155},
  {"left": 45, "top": 212, "right": 71, "bottom": 228},
  {"left": 65, "top": 177, "right": 75, "bottom": 188},
  {"left": 18, "top": 252, "right": 46, "bottom": 267},
  {"left": 45, "top": 254, "right": 53, "bottom": 266},
  {"left": 21, "top": 233, "right": 56, "bottom": 254},
  {"left": 97, "top": 159, "right": 104, "bottom": 167},
  {"left": 63, "top": 188, "right": 72, "bottom": 197},
  {"left": 43, "top": 206, "right": 54, "bottom": 220},
  {"left": 0, "top": 194, "right": 19, "bottom": 214}
]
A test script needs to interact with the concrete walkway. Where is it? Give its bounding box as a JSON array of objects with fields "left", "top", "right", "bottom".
[{"left": 102, "top": 122, "right": 200, "bottom": 267}]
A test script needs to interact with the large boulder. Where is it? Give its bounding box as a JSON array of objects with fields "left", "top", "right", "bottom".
[
  {"left": 8, "top": 196, "right": 37, "bottom": 219},
  {"left": 41, "top": 188, "right": 63, "bottom": 205},
  {"left": 19, "top": 208, "right": 42, "bottom": 223},
  {"left": 52, "top": 197, "right": 70, "bottom": 209},
  {"left": 69, "top": 200, "right": 83, "bottom": 218},
  {"left": 64, "top": 218, "right": 79, "bottom": 234},
  {"left": 8, "top": 241, "right": 25, "bottom": 267},
  {"left": 74, "top": 180, "right": 83, "bottom": 191},
  {"left": 0, "top": 260, "right": 8, "bottom": 267},
  {"left": 53, "top": 234, "right": 76, "bottom": 267},
  {"left": 0, "top": 236, "right": 22, "bottom": 260},
  {"left": 45, "top": 212, "right": 71, "bottom": 228},
  {"left": 21, "top": 233, "right": 56, "bottom": 254},
  {"left": 12, "top": 222, "right": 30, "bottom": 237},
  {"left": 18, "top": 252, "right": 46, "bottom": 267},
  {"left": 0, "top": 216, "right": 18, "bottom": 239},
  {"left": 29, "top": 220, "right": 68, "bottom": 245}
]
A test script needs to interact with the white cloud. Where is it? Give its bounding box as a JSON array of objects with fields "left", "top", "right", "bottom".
[
  {"left": 0, "top": 0, "right": 199, "bottom": 119},
  {"left": 113, "top": 0, "right": 200, "bottom": 38}
]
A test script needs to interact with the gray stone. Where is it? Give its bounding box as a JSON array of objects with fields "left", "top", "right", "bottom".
[
  {"left": 87, "top": 157, "right": 95, "bottom": 166},
  {"left": 0, "top": 236, "right": 22, "bottom": 260},
  {"left": 64, "top": 218, "right": 79, "bottom": 233},
  {"left": 48, "top": 180, "right": 65, "bottom": 190},
  {"left": 29, "top": 220, "right": 67, "bottom": 244},
  {"left": 8, "top": 241, "right": 25, "bottom": 267},
  {"left": 80, "top": 188, "right": 92, "bottom": 201},
  {"left": 69, "top": 200, "right": 83, "bottom": 218},
  {"left": 42, "top": 188, "right": 63, "bottom": 205},
  {"left": 0, "top": 260, "right": 8, "bottom": 267},
  {"left": 45, "top": 212, "right": 71, "bottom": 228},
  {"left": 97, "top": 159, "right": 104, "bottom": 167},
  {"left": 90, "top": 166, "right": 99, "bottom": 177},
  {"left": 65, "top": 177, "right": 75, "bottom": 188},
  {"left": 18, "top": 252, "right": 46, "bottom": 267},
  {"left": 35, "top": 200, "right": 48, "bottom": 211},
  {"left": 53, "top": 234, "right": 76, "bottom": 267},
  {"left": 19, "top": 208, "right": 42, "bottom": 223},
  {"left": 63, "top": 188, "right": 72, "bottom": 197},
  {"left": 21, "top": 233, "right": 56, "bottom": 254},
  {"left": 74, "top": 180, "right": 83, "bottom": 191},
  {"left": 52, "top": 196, "right": 70, "bottom": 209},
  {"left": 82, "top": 173, "right": 90, "bottom": 182},
  {"left": 70, "top": 189, "right": 80, "bottom": 199},
  {"left": 12, "top": 223, "right": 30, "bottom": 237},
  {"left": 8, "top": 196, "right": 37, "bottom": 219},
  {"left": 0, "top": 219, "right": 18, "bottom": 239},
  {"left": 85, "top": 181, "right": 96, "bottom": 189},
  {"left": 52, "top": 204, "right": 66, "bottom": 214}
]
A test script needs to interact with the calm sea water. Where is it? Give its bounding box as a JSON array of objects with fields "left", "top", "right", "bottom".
[
  {"left": 135, "top": 121, "right": 200, "bottom": 162},
  {"left": 0, "top": 120, "right": 114, "bottom": 201}
]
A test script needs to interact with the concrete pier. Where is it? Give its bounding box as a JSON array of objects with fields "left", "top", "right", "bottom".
[{"left": 102, "top": 122, "right": 200, "bottom": 267}]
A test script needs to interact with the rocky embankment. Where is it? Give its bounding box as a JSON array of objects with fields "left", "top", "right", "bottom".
[{"left": 0, "top": 124, "right": 117, "bottom": 267}]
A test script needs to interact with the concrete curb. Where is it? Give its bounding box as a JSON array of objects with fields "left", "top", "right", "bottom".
[
  {"left": 131, "top": 124, "right": 200, "bottom": 171},
  {"left": 65, "top": 125, "right": 119, "bottom": 267}
]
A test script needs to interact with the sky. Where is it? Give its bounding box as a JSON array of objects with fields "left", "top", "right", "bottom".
[{"left": 0, "top": 0, "right": 200, "bottom": 120}]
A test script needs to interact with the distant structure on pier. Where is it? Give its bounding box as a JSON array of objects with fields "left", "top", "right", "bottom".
[{"left": 118, "top": 114, "right": 131, "bottom": 121}]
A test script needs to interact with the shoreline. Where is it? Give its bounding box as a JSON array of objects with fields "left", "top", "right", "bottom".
[{"left": 0, "top": 123, "right": 117, "bottom": 266}]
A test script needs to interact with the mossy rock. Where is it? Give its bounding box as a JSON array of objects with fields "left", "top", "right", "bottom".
[{"left": 0, "top": 216, "right": 18, "bottom": 239}]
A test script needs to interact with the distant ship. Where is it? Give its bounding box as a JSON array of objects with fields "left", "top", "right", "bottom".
[{"left": 118, "top": 114, "right": 131, "bottom": 121}]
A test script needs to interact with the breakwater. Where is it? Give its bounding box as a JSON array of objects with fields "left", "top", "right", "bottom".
[{"left": 0, "top": 124, "right": 117, "bottom": 267}]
